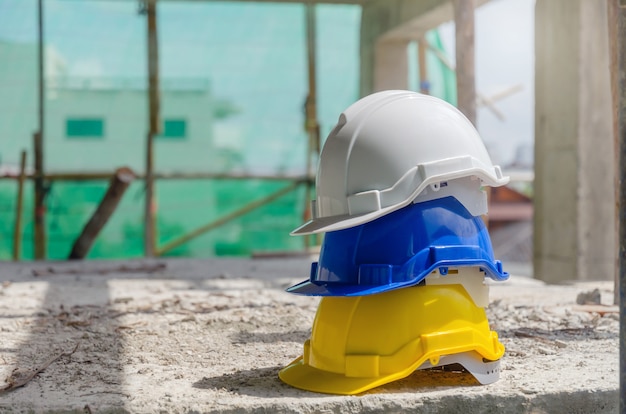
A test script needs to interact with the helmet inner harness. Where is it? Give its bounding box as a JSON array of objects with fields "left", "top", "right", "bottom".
[{"left": 279, "top": 90, "right": 509, "bottom": 395}]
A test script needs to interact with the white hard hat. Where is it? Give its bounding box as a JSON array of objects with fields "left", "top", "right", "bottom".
[{"left": 292, "top": 90, "right": 509, "bottom": 235}]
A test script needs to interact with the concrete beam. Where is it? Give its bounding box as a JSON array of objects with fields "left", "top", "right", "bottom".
[
  {"left": 534, "top": 0, "right": 615, "bottom": 282},
  {"left": 92, "top": 0, "right": 373, "bottom": 4},
  {"left": 359, "top": 0, "right": 489, "bottom": 96},
  {"left": 361, "top": 0, "right": 449, "bottom": 96}
]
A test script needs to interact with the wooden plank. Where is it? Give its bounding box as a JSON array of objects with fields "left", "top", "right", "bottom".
[
  {"left": 144, "top": 0, "right": 160, "bottom": 258},
  {"left": 12, "top": 150, "right": 27, "bottom": 261},
  {"left": 68, "top": 168, "right": 135, "bottom": 260},
  {"left": 34, "top": 0, "right": 46, "bottom": 259},
  {"left": 303, "top": 1, "right": 320, "bottom": 248},
  {"left": 0, "top": 172, "right": 310, "bottom": 181}
]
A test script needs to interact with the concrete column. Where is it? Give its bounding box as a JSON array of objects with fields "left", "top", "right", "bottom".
[
  {"left": 534, "top": 0, "right": 615, "bottom": 282},
  {"left": 373, "top": 39, "right": 409, "bottom": 91}
]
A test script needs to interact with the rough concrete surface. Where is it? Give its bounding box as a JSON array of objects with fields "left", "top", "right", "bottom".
[{"left": 0, "top": 258, "right": 618, "bottom": 413}]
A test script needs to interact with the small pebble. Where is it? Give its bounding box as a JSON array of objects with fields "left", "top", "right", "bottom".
[{"left": 537, "top": 347, "right": 554, "bottom": 355}]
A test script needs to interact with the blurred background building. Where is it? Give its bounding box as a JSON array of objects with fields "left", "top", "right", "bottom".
[{"left": 0, "top": 0, "right": 534, "bottom": 266}]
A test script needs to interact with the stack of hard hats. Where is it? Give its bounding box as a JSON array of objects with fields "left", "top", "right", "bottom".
[{"left": 279, "top": 90, "right": 509, "bottom": 395}]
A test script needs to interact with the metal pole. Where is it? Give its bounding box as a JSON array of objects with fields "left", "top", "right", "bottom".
[
  {"left": 144, "top": 0, "right": 160, "bottom": 257},
  {"left": 303, "top": 1, "right": 320, "bottom": 249},
  {"left": 34, "top": 0, "right": 46, "bottom": 259},
  {"left": 13, "top": 150, "right": 27, "bottom": 261}
]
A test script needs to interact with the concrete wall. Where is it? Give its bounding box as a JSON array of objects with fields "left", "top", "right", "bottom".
[{"left": 534, "top": 0, "right": 615, "bottom": 282}]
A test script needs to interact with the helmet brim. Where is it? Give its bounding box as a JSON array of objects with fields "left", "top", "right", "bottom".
[
  {"left": 290, "top": 196, "right": 509, "bottom": 297},
  {"left": 291, "top": 206, "right": 396, "bottom": 236},
  {"left": 292, "top": 169, "right": 509, "bottom": 236},
  {"left": 286, "top": 260, "right": 508, "bottom": 297},
  {"left": 279, "top": 351, "right": 501, "bottom": 395},
  {"left": 279, "top": 356, "right": 393, "bottom": 395}
]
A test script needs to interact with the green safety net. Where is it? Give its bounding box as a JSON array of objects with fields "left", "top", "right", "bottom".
[{"left": 0, "top": 1, "right": 456, "bottom": 260}]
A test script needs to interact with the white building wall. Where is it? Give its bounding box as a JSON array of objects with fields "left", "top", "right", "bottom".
[{"left": 45, "top": 84, "right": 214, "bottom": 174}]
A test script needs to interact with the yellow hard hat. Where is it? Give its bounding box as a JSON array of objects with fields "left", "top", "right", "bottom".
[{"left": 279, "top": 284, "right": 504, "bottom": 395}]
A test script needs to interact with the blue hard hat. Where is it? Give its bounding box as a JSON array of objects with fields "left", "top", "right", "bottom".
[{"left": 287, "top": 196, "right": 508, "bottom": 296}]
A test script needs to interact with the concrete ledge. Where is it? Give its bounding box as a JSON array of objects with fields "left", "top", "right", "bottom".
[{"left": 0, "top": 258, "right": 618, "bottom": 413}]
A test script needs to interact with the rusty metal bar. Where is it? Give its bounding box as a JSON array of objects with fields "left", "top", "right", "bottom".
[
  {"left": 12, "top": 151, "right": 27, "bottom": 261},
  {"left": 156, "top": 180, "right": 303, "bottom": 257},
  {"left": 68, "top": 167, "right": 135, "bottom": 260},
  {"left": 34, "top": 0, "right": 46, "bottom": 259},
  {"left": 144, "top": 0, "right": 160, "bottom": 257}
]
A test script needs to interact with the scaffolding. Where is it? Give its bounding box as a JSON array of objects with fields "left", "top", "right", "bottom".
[
  {"left": 3, "top": 0, "right": 331, "bottom": 260},
  {"left": 1, "top": 0, "right": 467, "bottom": 261}
]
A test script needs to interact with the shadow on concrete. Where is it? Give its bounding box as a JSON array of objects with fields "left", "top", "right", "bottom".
[
  {"left": 192, "top": 365, "right": 313, "bottom": 398},
  {"left": 193, "top": 364, "right": 618, "bottom": 413},
  {"left": 0, "top": 262, "right": 131, "bottom": 412},
  {"left": 191, "top": 364, "right": 482, "bottom": 399},
  {"left": 0, "top": 257, "right": 312, "bottom": 411}
]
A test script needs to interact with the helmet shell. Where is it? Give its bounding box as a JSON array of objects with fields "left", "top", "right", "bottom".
[
  {"left": 293, "top": 90, "right": 508, "bottom": 235},
  {"left": 287, "top": 196, "right": 508, "bottom": 297},
  {"left": 279, "top": 283, "right": 505, "bottom": 395}
]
